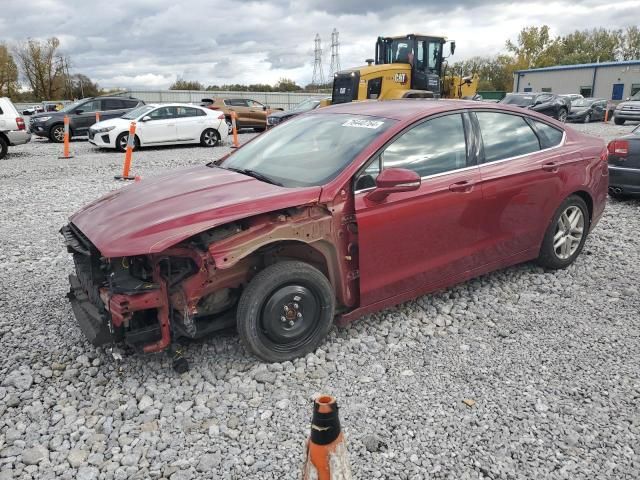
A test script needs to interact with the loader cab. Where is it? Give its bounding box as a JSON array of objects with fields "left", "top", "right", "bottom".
[{"left": 376, "top": 34, "right": 447, "bottom": 95}]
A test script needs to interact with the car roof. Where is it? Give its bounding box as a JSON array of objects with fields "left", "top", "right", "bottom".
[
  {"left": 311, "top": 99, "right": 510, "bottom": 121},
  {"left": 143, "top": 103, "right": 207, "bottom": 108}
]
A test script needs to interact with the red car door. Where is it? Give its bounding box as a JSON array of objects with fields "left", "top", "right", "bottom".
[
  {"left": 472, "top": 111, "right": 568, "bottom": 264},
  {"left": 354, "top": 112, "right": 485, "bottom": 307}
]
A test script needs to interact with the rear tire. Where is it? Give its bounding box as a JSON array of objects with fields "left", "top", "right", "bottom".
[
  {"left": 614, "top": 117, "right": 625, "bottom": 125},
  {"left": 50, "top": 124, "right": 65, "bottom": 143},
  {"left": 536, "top": 195, "right": 589, "bottom": 270},
  {"left": 200, "top": 128, "right": 219, "bottom": 147},
  {"left": 0, "top": 136, "right": 7, "bottom": 160},
  {"left": 237, "top": 261, "right": 335, "bottom": 363}
]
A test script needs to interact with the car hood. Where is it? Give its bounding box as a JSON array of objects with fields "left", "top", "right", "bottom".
[
  {"left": 70, "top": 166, "right": 322, "bottom": 257},
  {"left": 31, "top": 111, "right": 64, "bottom": 120},
  {"left": 268, "top": 110, "right": 296, "bottom": 119},
  {"left": 90, "top": 118, "right": 128, "bottom": 130},
  {"left": 619, "top": 100, "right": 640, "bottom": 107}
]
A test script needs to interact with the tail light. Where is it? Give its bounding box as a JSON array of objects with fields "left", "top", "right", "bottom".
[
  {"left": 217, "top": 113, "right": 225, "bottom": 120},
  {"left": 607, "top": 139, "right": 628, "bottom": 159},
  {"left": 16, "top": 117, "right": 25, "bottom": 131}
]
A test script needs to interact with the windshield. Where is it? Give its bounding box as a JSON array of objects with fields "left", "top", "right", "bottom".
[
  {"left": 58, "top": 100, "right": 83, "bottom": 113},
  {"left": 500, "top": 94, "right": 535, "bottom": 106},
  {"left": 572, "top": 99, "right": 593, "bottom": 107},
  {"left": 292, "top": 99, "right": 320, "bottom": 113},
  {"left": 631, "top": 91, "right": 640, "bottom": 101},
  {"left": 220, "top": 113, "right": 395, "bottom": 187},
  {"left": 123, "top": 105, "right": 154, "bottom": 120}
]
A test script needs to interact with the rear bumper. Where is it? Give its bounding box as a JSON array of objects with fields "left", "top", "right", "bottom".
[
  {"left": 6, "top": 130, "right": 31, "bottom": 145},
  {"left": 608, "top": 165, "right": 640, "bottom": 194}
]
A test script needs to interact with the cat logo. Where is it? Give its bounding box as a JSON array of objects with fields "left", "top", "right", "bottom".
[{"left": 394, "top": 73, "right": 408, "bottom": 84}]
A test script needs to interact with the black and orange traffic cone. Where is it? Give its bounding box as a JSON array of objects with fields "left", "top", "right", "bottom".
[{"left": 303, "top": 395, "right": 352, "bottom": 480}]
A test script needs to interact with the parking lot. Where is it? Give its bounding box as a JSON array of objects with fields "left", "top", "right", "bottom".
[{"left": 1, "top": 122, "right": 639, "bottom": 479}]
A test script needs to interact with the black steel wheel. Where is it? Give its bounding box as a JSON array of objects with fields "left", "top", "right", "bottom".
[{"left": 237, "top": 261, "right": 335, "bottom": 362}]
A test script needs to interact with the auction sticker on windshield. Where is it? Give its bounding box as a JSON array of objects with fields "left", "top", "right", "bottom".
[{"left": 342, "top": 119, "right": 385, "bottom": 129}]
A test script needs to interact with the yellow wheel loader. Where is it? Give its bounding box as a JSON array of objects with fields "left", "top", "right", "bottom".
[{"left": 331, "top": 34, "right": 478, "bottom": 104}]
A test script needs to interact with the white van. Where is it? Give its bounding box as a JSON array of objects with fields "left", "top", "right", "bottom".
[{"left": 0, "top": 97, "right": 31, "bottom": 159}]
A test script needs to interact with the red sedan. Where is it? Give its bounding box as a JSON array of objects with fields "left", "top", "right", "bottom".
[{"left": 62, "top": 99, "right": 608, "bottom": 366}]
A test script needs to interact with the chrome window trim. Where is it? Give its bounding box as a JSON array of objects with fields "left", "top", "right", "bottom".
[
  {"left": 353, "top": 111, "right": 566, "bottom": 195},
  {"left": 608, "top": 165, "right": 640, "bottom": 172}
]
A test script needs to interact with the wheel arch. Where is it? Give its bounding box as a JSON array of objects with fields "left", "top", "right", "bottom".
[{"left": 571, "top": 190, "right": 593, "bottom": 223}]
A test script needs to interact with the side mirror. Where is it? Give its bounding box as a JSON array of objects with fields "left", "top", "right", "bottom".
[
  {"left": 141, "top": 115, "right": 151, "bottom": 122},
  {"left": 450, "top": 41, "right": 456, "bottom": 55},
  {"left": 75, "top": 109, "right": 84, "bottom": 114},
  {"left": 625, "top": 97, "right": 630, "bottom": 101},
  {"left": 365, "top": 168, "right": 421, "bottom": 203}
]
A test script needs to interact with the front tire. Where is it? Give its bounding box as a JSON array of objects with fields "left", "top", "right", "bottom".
[
  {"left": 115, "top": 132, "right": 139, "bottom": 152},
  {"left": 50, "top": 124, "right": 65, "bottom": 143},
  {"left": 556, "top": 108, "right": 568, "bottom": 123},
  {"left": 536, "top": 195, "right": 589, "bottom": 270},
  {"left": 614, "top": 117, "right": 625, "bottom": 125},
  {"left": 583, "top": 113, "right": 591, "bottom": 123},
  {"left": 200, "top": 128, "right": 219, "bottom": 147},
  {"left": 237, "top": 261, "right": 335, "bottom": 362}
]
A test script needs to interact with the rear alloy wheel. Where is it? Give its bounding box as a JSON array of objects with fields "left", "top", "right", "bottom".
[
  {"left": 537, "top": 195, "right": 589, "bottom": 270},
  {"left": 237, "top": 261, "right": 335, "bottom": 362},
  {"left": 115, "top": 132, "right": 139, "bottom": 152},
  {"left": 557, "top": 109, "right": 568, "bottom": 122},
  {"left": 50, "top": 124, "right": 65, "bottom": 143},
  {"left": 200, "top": 128, "right": 220, "bottom": 147},
  {"left": 0, "top": 136, "right": 7, "bottom": 160},
  {"left": 583, "top": 113, "right": 591, "bottom": 123}
]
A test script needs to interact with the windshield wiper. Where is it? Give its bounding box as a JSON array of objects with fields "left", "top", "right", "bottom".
[{"left": 226, "top": 167, "right": 283, "bottom": 186}]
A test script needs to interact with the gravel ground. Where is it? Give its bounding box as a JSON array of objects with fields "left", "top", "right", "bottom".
[{"left": 1, "top": 122, "right": 639, "bottom": 480}]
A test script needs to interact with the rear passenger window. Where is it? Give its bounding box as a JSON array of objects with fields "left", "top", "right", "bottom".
[
  {"left": 104, "top": 99, "right": 124, "bottom": 110},
  {"left": 381, "top": 114, "right": 468, "bottom": 177},
  {"left": 530, "top": 120, "right": 564, "bottom": 148},
  {"left": 475, "top": 112, "right": 540, "bottom": 162},
  {"left": 123, "top": 100, "right": 140, "bottom": 108}
]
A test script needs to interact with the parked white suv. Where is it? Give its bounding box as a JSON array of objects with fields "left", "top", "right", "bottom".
[
  {"left": 88, "top": 103, "right": 229, "bottom": 151},
  {"left": 0, "top": 97, "right": 31, "bottom": 160}
]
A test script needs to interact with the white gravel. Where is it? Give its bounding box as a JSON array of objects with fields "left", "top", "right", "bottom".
[{"left": 1, "top": 122, "right": 639, "bottom": 479}]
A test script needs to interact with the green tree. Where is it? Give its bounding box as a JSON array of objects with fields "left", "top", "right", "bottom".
[
  {"left": 274, "top": 77, "right": 302, "bottom": 92},
  {"left": 620, "top": 26, "right": 640, "bottom": 60},
  {"left": 506, "top": 25, "right": 554, "bottom": 68},
  {"left": 169, "top": 79, "right": 204, "bottom": 90}
]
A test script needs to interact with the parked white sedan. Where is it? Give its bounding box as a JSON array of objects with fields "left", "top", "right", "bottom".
[{"left": 88, "top": 103, "right": 228, "bottom": 151}]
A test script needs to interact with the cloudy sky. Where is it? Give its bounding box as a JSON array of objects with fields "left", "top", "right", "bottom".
[{"left": 1, "top": 0, "right": 638, "bottom": 89}]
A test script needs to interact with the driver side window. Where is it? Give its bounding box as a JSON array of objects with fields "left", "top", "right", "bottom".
[{"left": 355, "top": 114, "right": 468, "bottom": 191}]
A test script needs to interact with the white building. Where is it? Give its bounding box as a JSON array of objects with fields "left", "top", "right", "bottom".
[{"left": 513, "top": 60, "right": 640, "bottom": 100}]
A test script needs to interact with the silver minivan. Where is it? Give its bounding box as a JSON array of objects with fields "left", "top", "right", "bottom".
[{"left": 0, "top": 97, "right": 31, "bottom": 159}]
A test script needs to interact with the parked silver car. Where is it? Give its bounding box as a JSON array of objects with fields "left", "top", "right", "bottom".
[
  {"left": 614, "top": 91, "right": 640, "bottom": 125},
  {"left": 0, "top": 97, "right": 31, "bottom": 160}
]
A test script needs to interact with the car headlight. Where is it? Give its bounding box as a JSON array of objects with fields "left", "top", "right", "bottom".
[
  {"left": 35, "top": 116, "right": 51, "bottom": 122},
  {"left": 94, "top": 126, "right": 116, "bottom": 133}
]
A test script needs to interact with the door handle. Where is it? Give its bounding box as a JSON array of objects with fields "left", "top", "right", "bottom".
[
  {"left": 541, "top": 162, "right": 559, "bottom": 172},
  {"left": 448, "top": 180, "right": 475, "bottom": 193}
]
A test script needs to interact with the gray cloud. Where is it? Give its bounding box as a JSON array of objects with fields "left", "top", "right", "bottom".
[{"left": 0, "top": 0, "right": 631, "bottom": 89}]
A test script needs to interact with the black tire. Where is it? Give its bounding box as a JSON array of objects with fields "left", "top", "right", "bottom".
[
  {"left": 0, "top": 136, "right": 7, "bottom": 160},
  {"left": 49, "top": 124, "right": 65, "bottom": 143},
  {"left": 583, "top": 113, "right": 591, "bottom": 123},
  {"left": 237, "top": 261, "right": 335, "bottom": 362},
  {"left": 536, "top": 195, "right": 590, "bottom": 270},
  {"left": 608, "top": 190, "right": 628, "bottom": 200},
  {"left": 614, "top": 117, "right": 625, "bottom": 125},
  {"left": 556, "top": 108, "right": 568, "bottom": 123},
  {"left": 115, "top": 132, "right": 139, "bottom": 152},
  {"left": 200, "top": 128, "right": 219, "bottom": 147},
  {"left": 225, "top": 118, "right": 233, "bottom": 135},
  {"left": 254, "top": 127, "right": 266, "bottom": 132}
]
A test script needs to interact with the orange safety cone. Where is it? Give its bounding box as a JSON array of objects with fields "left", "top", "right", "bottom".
[
  {"left": 230, "top": 111, "right": 239, "bottom": 148},
  {"left": 303, "top": 395, "right": 352, "bottom": 480},
  {"left": 604, "top": 108, "right": 609, "bottom": 123},
  {"left": 95, "top": 111, "right": 101, "bottom": 124},
  {"left": 58, "top": 115, "right": 74, "bottom": 159},
  {"left": 114, "top": 121, "right": 137, "bottom": 180},
  {"left": 264, "top": 108, "right": 271, "bottom": 131}
]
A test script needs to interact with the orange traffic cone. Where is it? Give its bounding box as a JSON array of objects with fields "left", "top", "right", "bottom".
[{"left": 303, "top": 395, "right": 352, "bottom": 480}]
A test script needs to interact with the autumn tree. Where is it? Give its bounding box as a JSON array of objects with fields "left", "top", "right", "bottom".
[
  {"left": 620, "top": 25, "right": 640, "bottom": 60},
  {"left": 505, "top": 25, "right": 554, "bottom": 69},
  {"left": 0, "top": 43, "right": 18, "bottom": 97},
  {"left": 14, "top": 37, "right": 68, "bottom": 100},
  {"left": 273, "top": 77, "right": 302, "bottom": 92}
]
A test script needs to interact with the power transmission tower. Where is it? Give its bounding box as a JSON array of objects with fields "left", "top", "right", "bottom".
[
  {"left": 329, "top": 28, "right": 341, "bottom": 78},
  {"left": 311, "top": 34, "right": 325, "bottom": 89}
]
